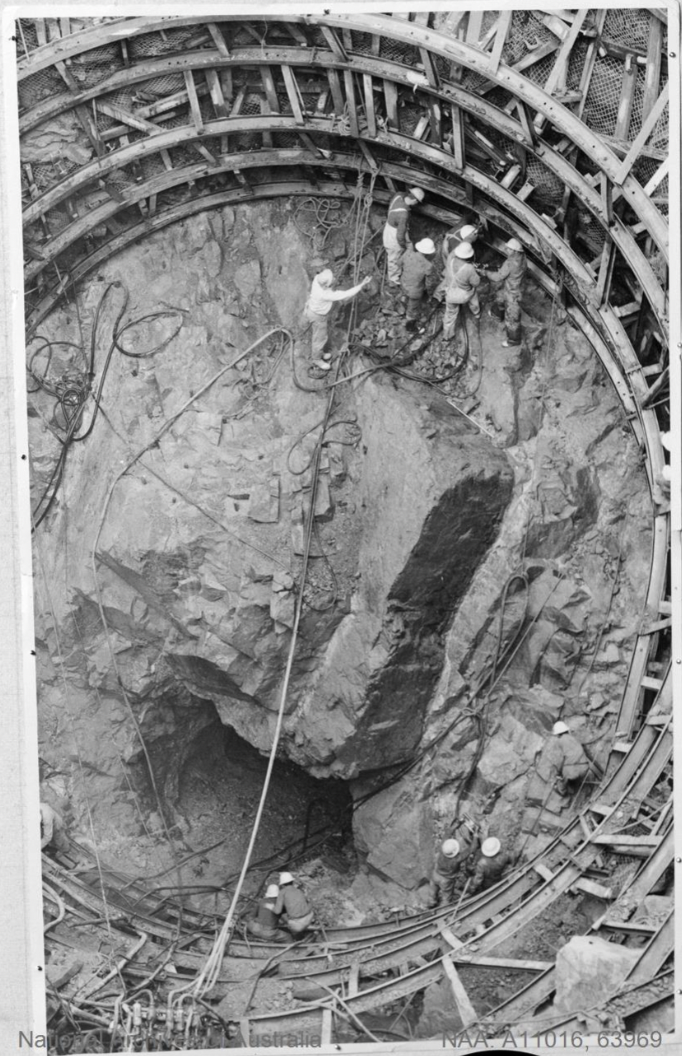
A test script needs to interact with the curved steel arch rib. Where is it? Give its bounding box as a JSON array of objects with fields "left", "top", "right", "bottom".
[{"left": 16, "top": 12, "right": 668, "bottom": 254}]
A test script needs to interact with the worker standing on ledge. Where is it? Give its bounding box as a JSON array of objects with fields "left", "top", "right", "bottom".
[
  {"left": 274, "top": 871, "right": 314, "bottom": 935},
  {"left": 383, "top": 187, "right": 425, "bottom": 289},
  {"left": 400, "top": 238, "right": 438, "bottom": 332},
  {"left": 482, "top": 238, "right": 527, "bottom": 348},
  {"left": 441, "top": 242, "right": 481, "bottom": 344},
  {"left": 549, "top": 720, "right": 593, "bottom": 796},
  {"left": 304, "top": 269, "right": 371, "bottom": 371},
  {"left": 40, "top": 801, "right": 69, "bottom": 855},
  {"left": 244, "top": 883, "right": 287, "bottom": 940},
  {"left": 468, "top": 837, "right": 512, "bottom": 894},
  {"left": 441, "top": 219, "right": 482, "bottom": 264},
  {"left": 426, "top": 822, "right": 478, "bottom": 908}
]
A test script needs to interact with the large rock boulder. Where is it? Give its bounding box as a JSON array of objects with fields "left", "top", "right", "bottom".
[{"left": 554, "top": 935, "right": 639, "bottom": 1015}]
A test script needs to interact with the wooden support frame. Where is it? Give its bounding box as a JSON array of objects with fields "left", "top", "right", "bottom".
[
  {"left": 383, "top": 79, "right": 399, "bottom": 130},
  {"left": 536, "top": 9, "right": 590, "bottom": 124},
  {"left": 488, "top": 10, "right": 512, "bottom": 75},
  {"left": 362, "top": 74, "right": 376, "bottom": 138},
  {"left": 465, "top": 11, "right": 484, "bottom": 44},
  {"left": 419, "top": 47, "right": 440, "bottom": 89},
  {"left": 259, "top": 96, "right": 274, "bottom": 147},
  {"left": 320, "top": 24, "right": 347, "bottom": 60},
  {"left": 343, "top": 69, "right": 359, "bottom": 137},
  {"left": 642, "top": 14, "right": 663, "bottom": 122},
  {"left": 615, "top": 54, "right": 638, "bottom": 142},
  {"left": 601, "top": 172, "right": 613, "bottom": 227},
  {"left": 205, "top": 68, "right": 228, "bottom": 118},
  {"left": 327, "top": 68, "right": 345, "bottom": 116},
  {"left": 260, "top": 66, "right": 281, "bottom": 114},
  {"left": 643, "top": 158, "right": 669, "bottom": 197},
  {"left": 357, "top": 138, "right": 379, "bottom": 171},
  {"left": 596, "top": 237, "right": 616, "bottom": 305},
  {"left": 450, "top": 104, "right": 465, "bottom": 170},
  {"left": 614, "top": 84, "right": 669, "bottom": 185},
  {"left": 183, "top": 70, "right": 206, "bottom": 133},
  {"left": 442, "top": 956, "right": 478, "bottom": 1027},
  {"left": 427, "top": 97, "right": 442, "bottom": 147},
  {"left": 281, "top": 64, "right": 304, "bottom": 124},
  {"left": 207, "top": 22, "right": 230, "bottom": 58}
]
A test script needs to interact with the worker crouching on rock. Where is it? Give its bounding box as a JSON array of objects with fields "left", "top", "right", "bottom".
[
  {"left": 468, "top": 837, "right": 512, "bottom": 894},
  {"left": 245, "top": 884, "right": 288, "bottom": 941},
  {"left": 274, "top": 871, "right": 314, "bottom": 936},
  {"left": 40, "top": 801, "right": 69, "bottom": 855},
  {"left": 482, "top": 238, "right": 527, "bottom": 348},
  {"left": 442, "top": 242, "right": 481, "bottom": 343},
  {"left": 383, "top": 187, "right": 425, "bottom": 288},
  {"left": 400, "top": 238, "right": 438, "bottom": 332},
  {"left": 304, "top": 269, "right": 371, "bottom": 370},
  {"left": 550, "top": 721, "right": 592, "bottom": 796},
  {"left": 426, "top": 830, "right": 476, "bottom": 908}
]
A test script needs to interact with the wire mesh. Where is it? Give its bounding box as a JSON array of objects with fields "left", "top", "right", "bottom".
[
  {"left": 581, "top": 55, "right": 623, "bottom": 137},
  {"left": 349, "top": 30, "right": 375, "bottom": 56},
  {"left": 142, "top": 74, "right": 186, "bottom": 97},
  {"left": 19, "top": 67, "right": 67, "bottom": 110},
  {"left": 380, "top": 36, "right": 416, "bottom": 66},
  {"left": 504, "top": 10, "right": 558, "bottom": 67},
  {"left": 603, "top": 8, "right": 652, "bottom": 53}
]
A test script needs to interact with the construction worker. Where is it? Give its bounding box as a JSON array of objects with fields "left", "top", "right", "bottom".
[
  {"left": 549, "top": 721, "right": 592, "bottom": 796},
  {"left": 441, "top": 220, "right": 482, "bottom": 264},
  {"left": 482, "top": 238, "right": 527, "bottom": 347},
  {"left": 468, "top": 837, "right": 512, "bottom": 894},
  {"left": 426, "top": 826, "right": 477, "bottom": 908},
  {"left": 400, "top": 238, "right": 438, "bottom": 332},
  {"left": 244, "top": 884, "right": 287, "bottom": 940},
  {"left": 40, "top": 801, "right": 69, "bottom": 854},
  {"left": 274, "top": 872, "right": 314, "bottom": 935},
  {"left": 383, "top": 187, "right": 425, "bottom": 288},
  {"left": 304, "top": 269, "right": 371, "bottom": 370},
  {"left": 442, "top": 242, "right": 481, "bottom": 343}
]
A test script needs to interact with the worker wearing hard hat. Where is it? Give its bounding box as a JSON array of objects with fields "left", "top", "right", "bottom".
[
  {"left": 481, "top": 238, "right": 527, "bottom": 347},
  {"left": 400, "top": 238, "right": 439, "bottom": 332},
  {"left": 426, "top": 822, "right": 478, "bottom": 908},
  {"left": 549, "top": 721, "right": 593, "bottom": 796},
  {"left": 441, "top": 220, "right": 482, "bottom": 265},
  {"left": 304, "top": 268, "right": 371, "bottom": 370},
  {"left": 274, "top": 871, "right": 314, "bottom": 935},
  {"left": 244, "top": 883, "right": 287, "bottom": 940},
  {"left": 441, "top": 242, "right": 482, "bottom": 343},
  {"left": 468, "top": 837, "right": 512, "bottom": 894},
  {"left": 383, "top": 187, "right": 425, "bottom": 288}
]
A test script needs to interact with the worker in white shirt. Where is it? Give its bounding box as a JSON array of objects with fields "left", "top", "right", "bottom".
[{"left": 304, "top": 269, "right": 371, "bottom": 370}]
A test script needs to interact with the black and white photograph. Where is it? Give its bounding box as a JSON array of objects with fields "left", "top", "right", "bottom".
[{"left": 1, "top": 3, "right": 679, "bottom": 1053}]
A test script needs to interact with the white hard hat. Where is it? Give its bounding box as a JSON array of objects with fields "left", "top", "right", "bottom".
[
  {"left": 317, "top": 269, "right": 334, "bottom": 287},
  {"left": 481, "top": 837, "right": 501, "bottom": 858},
  {"left": 441, "top": 838, "right": 461, "bottom": 858},
  {"left": 279, "top": 871, "right": 294, "bottom": 885},
  {"left": 265, "top": 884, "right": 279, "bottom": 899},
  {"left": 553, "top": 721, "right": 569, "bottom": 735},
  {"left": 409, "top": 187, "right": 425, "bottom": 203},
  {"left": 454, "top": 242, "right": 474, "bottom": 259},
  {"left": 460, "top": 225, "right": 477, "bottom": 240},
  {"left": 506, "top": 238, "right": 523, "bottom": 252},
  {"left": 415, "top": 238, "right": 436, "bottom": 255}
]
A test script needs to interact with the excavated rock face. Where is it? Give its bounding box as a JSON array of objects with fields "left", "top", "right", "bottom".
[
  {"left": 31, "top": 200, "right": 512, "bottom": 845},
  {"left": 31, "top": 200, "right": 652, "bottom": 887}
]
